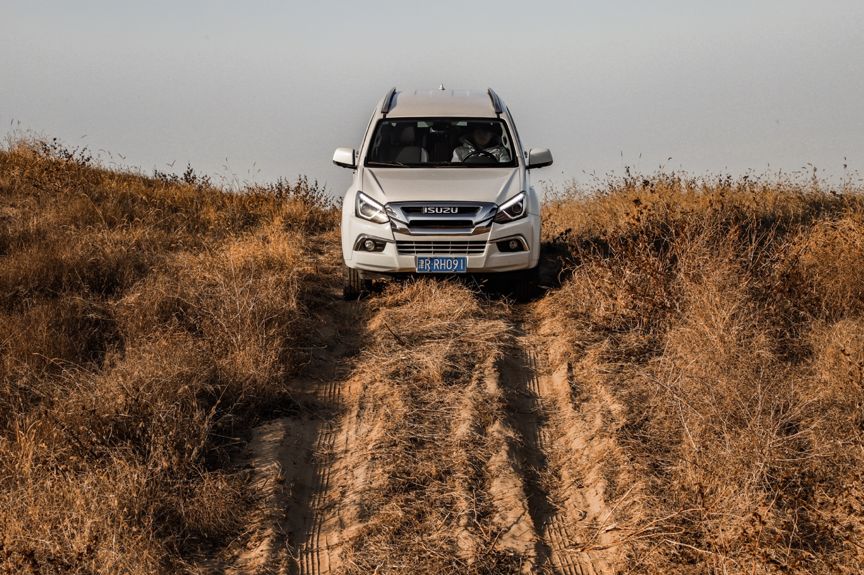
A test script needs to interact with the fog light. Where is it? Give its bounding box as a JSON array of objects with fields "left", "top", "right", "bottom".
[
  {"left": 354, "top": 236, "right": 387, "bottom": 252},
  {"left": 497, "top": 237, "right": 526, "bottom": 253}
]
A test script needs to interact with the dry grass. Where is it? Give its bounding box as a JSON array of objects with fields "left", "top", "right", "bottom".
[
  {"left": 5, "top": 135, "right": 864, "bottom": 574},
  {"left": 0, "top": 138, "right": 338, "bottom": 573},
  {"left": 539, "top": 173, "right": 864, "bottom": 574},
  {"left": 339, "top": 280, "right": 528, "bottom": 573}
]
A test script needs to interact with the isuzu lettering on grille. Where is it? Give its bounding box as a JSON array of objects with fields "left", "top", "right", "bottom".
[{"left": 422, "top": 206, "right": 459, "bottom": 214}]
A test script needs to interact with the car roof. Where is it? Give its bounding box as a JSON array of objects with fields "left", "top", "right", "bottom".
[{"left": 380, "top": 89, "right": 503, "bottom": 118}]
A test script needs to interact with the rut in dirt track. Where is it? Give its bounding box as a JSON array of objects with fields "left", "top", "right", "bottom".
[
  {"left": 496, "top": 311, "right": 624, "bottom": 575},
  {"left": 217, "top": 290, "right": 368, "bottom": 575}
]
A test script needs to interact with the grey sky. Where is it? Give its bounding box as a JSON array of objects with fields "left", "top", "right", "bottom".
[{"left": 2, "top": 1, "right": 863, "bottom": 194}]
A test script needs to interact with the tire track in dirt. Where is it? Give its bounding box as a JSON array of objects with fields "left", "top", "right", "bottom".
[
  {"left": 295, "top": 420, "right": 336, "bottom": 574},
  {"left": 293, "top": 347, "right": 357, "bottom": 575},
  {"left": 497, "top": 310, "right": 626, "bottom": 575},
  {"left": 224, "top": 415, "right": 321, "bottom": 575},
  {"left": 474, "top": 360, "right": 539, "bottom": 569},
  {"left": 220, "top": 293, "right": 368, "bottom": 575},
  {"left": 325, "top": 284, "right": 544, "bottom": 573},
  {"left": 213, "top": 269, "right": 634, "bottom": 574},
  {"left": 334, "top": 359, "right": 522, "bottom": 573}
]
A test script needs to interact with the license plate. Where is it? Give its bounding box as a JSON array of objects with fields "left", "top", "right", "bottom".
[{"left": 416, "top": 256, "right": 467, "bottom": 274}]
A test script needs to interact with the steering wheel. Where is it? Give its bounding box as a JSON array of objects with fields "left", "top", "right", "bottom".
[{"left": 461, "top": 150, "right": 497, "bottom": 163}]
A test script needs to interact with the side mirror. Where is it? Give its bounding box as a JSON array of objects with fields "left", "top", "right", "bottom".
[
  {"left": 333, "top": 147, "right": 357, "bottom": 169},
  {"left": 526, "top": 148, "right": 553, "bottom": 170}
]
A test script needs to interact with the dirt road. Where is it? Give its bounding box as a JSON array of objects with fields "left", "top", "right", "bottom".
[{"left": 209, "top": 273, "right": 633, "bottom": 575}]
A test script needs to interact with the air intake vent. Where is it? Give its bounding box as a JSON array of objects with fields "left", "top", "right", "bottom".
[{"left": 396, "top": 240, "right": 486, "bottom": 255}]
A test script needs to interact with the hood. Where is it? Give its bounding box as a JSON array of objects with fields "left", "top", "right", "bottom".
[{"left": 362, "top": 167, "right": 521, "bottom": 205}]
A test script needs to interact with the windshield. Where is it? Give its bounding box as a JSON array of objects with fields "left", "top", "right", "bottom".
[{"left": 364, "top": 118, "right": 517, "bottom": 168}]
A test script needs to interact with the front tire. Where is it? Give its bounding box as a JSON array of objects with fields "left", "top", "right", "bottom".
[
  {"left": 512, "top": 266, "right": 539, "bottom": 302},
  {"left": 343, "top": 266, "right": 372, "bottom": 300}
]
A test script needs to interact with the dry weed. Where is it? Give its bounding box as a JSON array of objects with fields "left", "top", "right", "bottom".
[
  {"left": 0, "top": 139, "right": 338, "bottom": 573},
  {"left": 539, "top": 173, "right": 864, "bottom": 574},
  {"left": 340, "top": 280, "right": 525, "bottom": 574}
]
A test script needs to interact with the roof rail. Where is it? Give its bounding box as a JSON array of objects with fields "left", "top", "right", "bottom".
[
  {"left": 381, "top": 87, "right": 397, "bottom": 115},
  {"left": 487, "top": 88, "right": 503, "bottom": 116}
]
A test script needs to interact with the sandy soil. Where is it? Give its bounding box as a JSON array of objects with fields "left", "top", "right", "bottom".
[{"left": 209, "top": 283, "right": 635, "bottom": 574}]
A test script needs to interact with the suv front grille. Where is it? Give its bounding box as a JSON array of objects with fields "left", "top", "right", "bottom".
[
  {"left": 396, "top": 240, "right": 487, "bottom": 255},
  {"left": 406, "top": 219, "right": 475, "bottom": 229},
  {"left": 386, "top": 201, "right": 498, "bottom": 236}
]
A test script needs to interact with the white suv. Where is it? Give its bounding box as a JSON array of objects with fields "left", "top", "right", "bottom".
[{"left": 333, "top": 87, "right": 553, "bottom": 298}]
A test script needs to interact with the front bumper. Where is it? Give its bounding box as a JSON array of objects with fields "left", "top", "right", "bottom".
[{"left": 344, "top": 214, "right": 540, "bottom": 273}]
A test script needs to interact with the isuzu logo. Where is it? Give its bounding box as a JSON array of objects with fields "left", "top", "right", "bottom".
[{"left": 422, "top": 206, "right": 459, "bottom": 214}]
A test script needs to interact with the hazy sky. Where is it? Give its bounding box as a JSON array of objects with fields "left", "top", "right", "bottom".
[{"left": 2, "top": 1, "right": 863, "bottom": 194}]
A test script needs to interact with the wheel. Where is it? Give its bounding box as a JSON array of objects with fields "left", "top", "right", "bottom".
[
  {"left": 511, "top": 266, "right": 539, "bottom": 302},
  {"left": 343, "top": 266, "right": 372, "bottom": 300}
]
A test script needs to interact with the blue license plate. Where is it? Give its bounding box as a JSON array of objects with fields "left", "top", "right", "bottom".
[{"left": 416, "top": 256, "right": 467, "bottom": 274}]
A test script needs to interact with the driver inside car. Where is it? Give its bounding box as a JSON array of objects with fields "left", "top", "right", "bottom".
[{"left": 451, "top": 124, "right": 511, "bottom": 163}]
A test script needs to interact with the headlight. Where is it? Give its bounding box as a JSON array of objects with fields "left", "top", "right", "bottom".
[
  {"left": 356, "top": 192, "right": 389, "bottom": 224},
  {"left": 494, "top": 192, "right": 526, "bottom": 223}
]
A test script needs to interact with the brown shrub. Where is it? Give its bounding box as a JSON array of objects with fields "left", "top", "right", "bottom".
[
  {"left": 115, "top": 223, "right": 308, "bottom": 399},
  {"left": 0, "top": 447, "right": 166, "bottom": 575},
  {"left": 2, "top": 296, "right": 119, "bottom": 374},
  {"left": 780, "top": 210, "right": 864, "bottom": 318},
  {"left": 0, "top": 228, "right": 165, "bottom": 308}
]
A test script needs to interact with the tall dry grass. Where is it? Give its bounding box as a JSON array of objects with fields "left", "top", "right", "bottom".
[
  {"left": 539, "top": 173, "right": 864, "bottom": 574},
  {"left": 339, "top": 280, "right": 525, "bottom": 573},
  {"left": 0, "top": 139, "right": 338, "bottom": 573}
]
